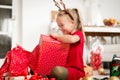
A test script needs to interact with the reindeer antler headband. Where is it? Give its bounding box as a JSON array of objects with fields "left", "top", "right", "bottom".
[
  {"left": 53, "top": 0, "right": 66, "bottom": 10},
  {"left": 53, "top": 0, "right": 74, "bottom": 20}
]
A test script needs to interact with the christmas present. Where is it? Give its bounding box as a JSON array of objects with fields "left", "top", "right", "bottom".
[
  {"left": 110, "top": 54, "right": 120, "bottom": 78},
  {"left": 29, "top": 44, "right": 40, "bottom": 73},
  {"left": 30, "top": 34, "right": 69, "bottom": 75},
  {"left": 5, "top": 75, "right": 30, "bottom": 80},
  {"left": 5, "top": 75, "right": 55, "bottom": 80},
  {"left": 0, "top": 45, "right": 30, "bottom": 78}
]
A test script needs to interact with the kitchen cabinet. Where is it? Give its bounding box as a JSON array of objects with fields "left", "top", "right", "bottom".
[
  {"left": 0, "top": 0, "right": 12, "bottom": 58},
  {"left": 84, "top": 26, "right": 120, "bottom": 44},
  {"left": 0, "top": 0, "right": 12, "bottom": 32},
  {"left": 84, "top": 26, "right": 120, "bottom": 62}
]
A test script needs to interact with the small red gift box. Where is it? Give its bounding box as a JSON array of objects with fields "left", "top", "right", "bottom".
[
  {"left": 29, "top": 34, "right": 69, "bottom": 75},
  {"left": 0, "top": 45, "right": 30, "bottom": 78},
  {"left": 8, "top": 46, "right": 30, "bottom": 76}
]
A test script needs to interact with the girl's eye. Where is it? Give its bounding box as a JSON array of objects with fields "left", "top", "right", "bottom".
[
  {"left": 58, "top": 25, "right": 64, "bottom": 30},
  {"left": 58, "top": 24, "right": 64, "bottom": 28}
]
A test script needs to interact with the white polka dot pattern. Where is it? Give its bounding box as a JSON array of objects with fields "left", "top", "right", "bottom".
[{"left": 36, "top": 34, "right": 69, "bottom": 75}]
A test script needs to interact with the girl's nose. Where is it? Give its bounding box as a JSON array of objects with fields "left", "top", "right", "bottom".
[{"left": 59, "top": 27, "right": 62, "bottom": 30}]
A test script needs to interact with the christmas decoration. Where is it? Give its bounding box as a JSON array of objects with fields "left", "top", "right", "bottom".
[
  {"left": 29, "top": 34, "right": 69, "bottom": 75},
  {"left": 90, "top": 44, "right": 103, "bottom": 70},
  {"left": 110, "top": 54, "right": 120, "bottom": 78},
  {"left": 0, "top": 45, "right": 30, "bottom": 80}
]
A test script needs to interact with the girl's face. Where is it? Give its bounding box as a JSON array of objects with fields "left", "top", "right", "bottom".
[{"left": 56, "top": 16, "right": 76, "bottom": 34}]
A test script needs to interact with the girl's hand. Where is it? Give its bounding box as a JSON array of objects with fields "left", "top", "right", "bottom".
[{"left": 50, "top": 33, "right": 58, "bottom": 39}]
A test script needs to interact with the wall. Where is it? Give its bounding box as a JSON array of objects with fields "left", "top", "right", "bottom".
[
  {"left": 21, "top": 0, "right": 120, "bottom": 64},
  {"left": 22, "top": 0, "right": 83, "bottom": 51},
  {"left": 12, "top": 0, "right": 22, "bottom": 48},
  {"left": 98, "top": 0, "right": 120, "bottom": 19},
  {"left": 22, "top": 0, "right": 120, "bottom": 51}
]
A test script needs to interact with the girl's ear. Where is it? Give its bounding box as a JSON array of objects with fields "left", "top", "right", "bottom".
[{"left": 71, "top": 20, "right": 76, "bottom": 28}]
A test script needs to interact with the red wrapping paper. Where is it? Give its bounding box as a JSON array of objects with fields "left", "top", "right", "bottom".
[
  {"left": 0, "top": 45, "right": 30, "bottom": 77},
  {"left": 9, "top": 46, "right": 30, "bottom": 76},
  {"left": 29, "top": 44, "right": 40, "bottom": 73},
  {"left": 29, "top": 34, "right": 69, "bottom": 75}
]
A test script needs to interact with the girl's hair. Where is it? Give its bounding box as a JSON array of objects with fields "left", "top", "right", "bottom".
[{"left": 57, "top": 8, "right": 86, "bottom": 41}]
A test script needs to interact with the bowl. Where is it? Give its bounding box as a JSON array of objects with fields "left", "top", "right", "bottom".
[{"left": 103, "top": 18, "right": 116, "bottom": 26}]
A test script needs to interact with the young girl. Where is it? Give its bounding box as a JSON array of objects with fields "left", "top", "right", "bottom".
[{"left": 50, "top": 8, "right": 85, "bottom": 80}]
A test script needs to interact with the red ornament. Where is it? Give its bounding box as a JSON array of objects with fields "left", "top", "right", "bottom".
[{"left": 90, "top": 51, "right": 102, "bottom": 70}]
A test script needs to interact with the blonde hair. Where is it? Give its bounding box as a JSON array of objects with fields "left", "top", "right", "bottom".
[{"left": 57, "top": 8, "right": 86, "bottom": 41}]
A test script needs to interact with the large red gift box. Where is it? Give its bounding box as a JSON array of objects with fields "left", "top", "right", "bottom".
[{"left": 29, "top": 34, "right": 69, "bottom": 75}]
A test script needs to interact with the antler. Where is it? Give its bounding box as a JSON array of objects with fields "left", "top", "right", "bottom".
[
  {"left": 53, "top": 0, "right": 62, "bottom": 10},
  {"left": 60, "top": 0, "right": 66, "bottom": 10},
  {"left": 53, "top": 0, "right": 74, "bottom": 20},
  {"left": 53, "top": 0, "right": 66, "bottom": 10}
]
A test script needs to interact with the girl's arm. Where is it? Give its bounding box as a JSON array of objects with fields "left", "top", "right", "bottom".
[{"left": 51, "top": 33, "right": 80, "bottom": 43}]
